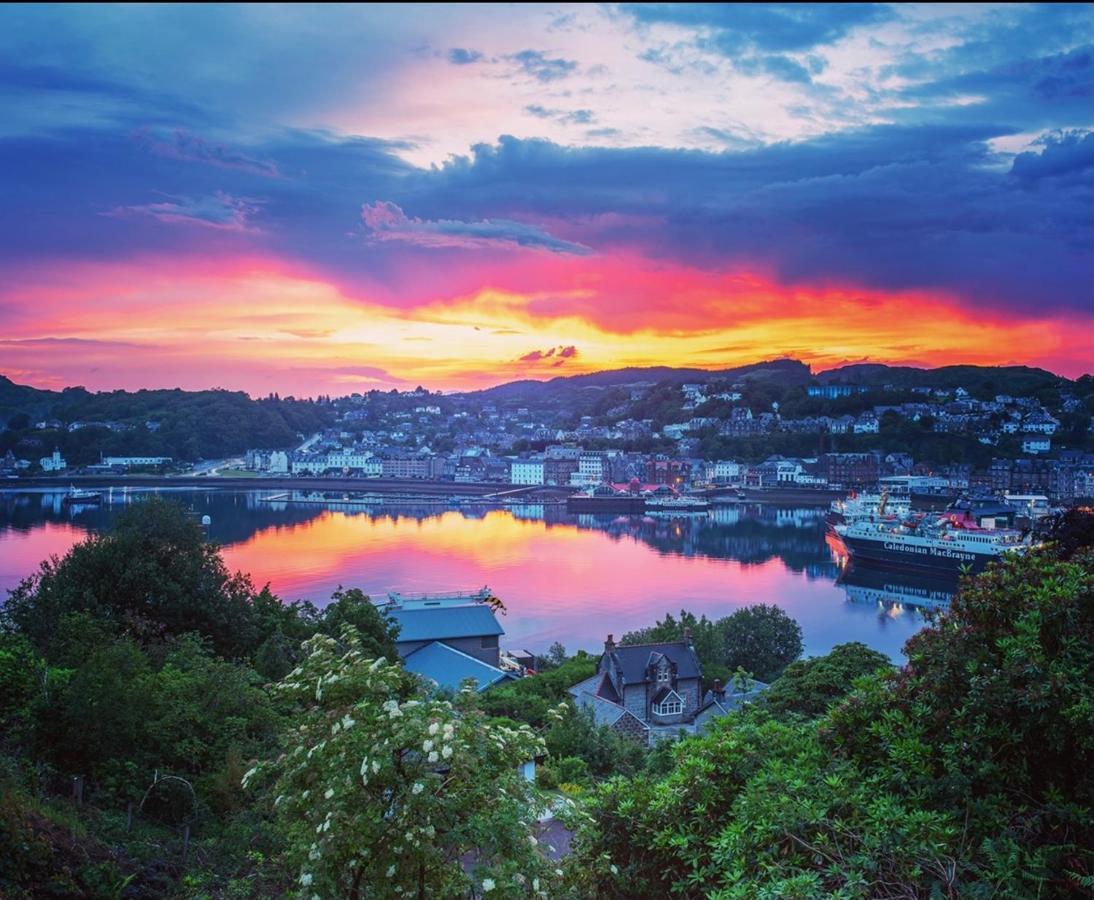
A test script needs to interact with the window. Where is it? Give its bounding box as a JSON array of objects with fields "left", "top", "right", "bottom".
[
  {"left": 481, "top": 635, "right": 498, "bottom": 649},
  {"left": 657, "top": 666, "right": 671, "bottom": 683},
  {"left": 655, "top": 697, "right": 683, "bottom": 716}
]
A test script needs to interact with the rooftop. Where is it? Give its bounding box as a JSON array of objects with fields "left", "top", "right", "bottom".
[
  {"left": 403, "top": 641, "right": 512, "bottom": 693},
  {"left": 388, "top": 603, "right": 504, "bottom": 643}
]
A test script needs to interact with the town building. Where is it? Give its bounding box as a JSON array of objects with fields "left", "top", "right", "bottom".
[
  {"left": 509, "top": 457, "right": 546, "bottom": 485},
  {"left": 380, "top": 589, "right": 513, "bottom": 693},
  {"left": 568, "top": 633, "right": 767, "bottom": 746},
  {"left": 102, "top": 455, "right": 172, "bottom": 468},
  {"left": 39, "top": 448, "right": 66, "bottom": 472}
]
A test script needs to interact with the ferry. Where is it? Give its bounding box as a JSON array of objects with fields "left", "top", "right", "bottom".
[
  {"left": 832, "top": 508, "right": 1031, "bottom": 574},
  {"left": 62, "top": 485, "right": 103, "bottom": 505},
  {"left": 827, "top": 487, "right": 910, "bottom": 527},
  {"left": 645, "top": 495, "right": 710, "bottom": 513}
]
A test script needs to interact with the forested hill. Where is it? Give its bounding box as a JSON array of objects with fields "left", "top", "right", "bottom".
[
  {"left": 815, "top": 362, "right": 1072, "bottom": 395},
  {"left": 469, "top": 358, "right": 1083, "bottom": 404},
  {"left": 472, "top": 358, "right": 813, "bottom": 401},
  {"left": 0, "top": 376, "right": 334, "bottom": 464}
]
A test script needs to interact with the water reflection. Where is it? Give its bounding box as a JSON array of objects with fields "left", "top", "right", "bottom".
[{"left": 0, "top": 488, "right": 942, "bottom": 660}]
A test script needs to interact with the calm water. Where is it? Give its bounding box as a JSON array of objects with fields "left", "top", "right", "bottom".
[{"left": 0, "top": 488, "right": 947, "bottom": 661}]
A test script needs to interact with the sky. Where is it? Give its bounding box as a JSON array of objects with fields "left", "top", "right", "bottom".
[{"left": 1, "top": 3, "right": 1092, "bottom": 396}]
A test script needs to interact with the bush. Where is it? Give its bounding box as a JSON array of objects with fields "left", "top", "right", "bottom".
[
  {"left": 763, "top": 641, "right": 892, "bottom": 720},
  {"left": 571, "top": 550, "right": 1094, "bottom": 897}
]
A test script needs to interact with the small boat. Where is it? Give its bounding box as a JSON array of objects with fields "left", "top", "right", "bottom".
[{"left": 62, "top": 485, "right": 103, "bottom": 505}]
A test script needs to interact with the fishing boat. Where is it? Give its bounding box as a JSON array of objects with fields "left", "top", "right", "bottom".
[{"left": 62, "top": 485, "right": 103, "bottom": 505}]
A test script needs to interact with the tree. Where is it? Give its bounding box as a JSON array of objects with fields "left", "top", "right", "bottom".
[
  {"left": 313, "top": 586, "right": 400, "bottom": 661},
  {"left": 1, "top": 497, "right": 263, "bottom": 660},
  {"left": 248, "top": 627, "right": 559, "bottom": 899},
  {"left": 546, "top": 641, "right": 568, "bottom": 668},
  {"left": 762, "top": 642, "right": 892, "bottom": 720},
  {"left": 1037, "top": 506, "right": 1094, "bottom": 561},
  {"left": 718, "top": 604, "right": 803, "bottom": 682},
  {"left": 544, "top": 705, "right": 646, "bottom": 779}
]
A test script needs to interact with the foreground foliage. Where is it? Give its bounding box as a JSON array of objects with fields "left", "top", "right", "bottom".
[
  {"left": 572, "top": 549, "right": 1094, "bottom": 898},
  {"left": 249, "top": 626, "right": 558, "bottom": 899}
]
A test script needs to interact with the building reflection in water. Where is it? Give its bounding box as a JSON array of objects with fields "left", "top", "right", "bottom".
[{"left": 1, "top": 488, "right": 935, "bottom": 659}]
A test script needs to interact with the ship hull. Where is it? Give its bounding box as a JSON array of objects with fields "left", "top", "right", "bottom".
[{"left": 839, "top": 533, "right": 999, "bottom": 574}]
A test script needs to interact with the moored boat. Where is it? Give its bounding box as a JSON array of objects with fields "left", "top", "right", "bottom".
[{"left": 62, "top": 485, "right": 102, "bottom": 505}]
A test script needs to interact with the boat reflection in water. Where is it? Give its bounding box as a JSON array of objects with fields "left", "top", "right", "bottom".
[
  {"left": 825, "top": 527, "right": 956, "bottom": 616},
  {"left": 836, "top": 564, "right": 957, "bottom": 614}
]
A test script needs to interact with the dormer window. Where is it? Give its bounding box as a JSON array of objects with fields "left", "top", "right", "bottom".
[
  {"left": 657, "top": 666, "right": 670, "bottom": 684},
  {"left": 654, "top": 692, "right": 683, "bottom": 716}
]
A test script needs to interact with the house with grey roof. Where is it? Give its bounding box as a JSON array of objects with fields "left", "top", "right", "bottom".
[
  {"left": 569, "top": 632, "right": 768, "bottom": 745},
  {"left": 381, "top": 589, "right": 514, "bottom": 693}
]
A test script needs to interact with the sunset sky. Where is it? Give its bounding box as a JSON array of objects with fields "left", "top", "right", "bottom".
[{"left": 2, "top": 3, "right": 1092, "bottom": 395}]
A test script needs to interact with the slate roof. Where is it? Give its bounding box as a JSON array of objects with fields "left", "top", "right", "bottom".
[
  {"left": 403, "top": 641, "right": 513, "bottom": 693},
  {"left": 570, "top": 690, "right": 648, "bottom": 731},
  {"left": 389, "top": 604, "right": 504, "bottom": 643},
  {"left": 605, "top": 641, "right": 702, "bottom": 683}
]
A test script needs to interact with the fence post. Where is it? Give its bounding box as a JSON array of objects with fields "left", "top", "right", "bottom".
[{"left": 72, "top": 775, "right": 83, "bottom": 807}]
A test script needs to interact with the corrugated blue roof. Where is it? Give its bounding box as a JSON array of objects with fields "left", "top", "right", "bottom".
[
  {"left": 389, "top": 604, "right": 504, "bottom": 642},
  {"left": 403, "top": 641, "right": 512, "bottom": 692}
]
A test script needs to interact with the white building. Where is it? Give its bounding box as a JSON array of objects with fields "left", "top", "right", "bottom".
[
  {"left": 103, "top": 456, "right": 172, "bottom": 467},
  {"left": 40, "top": 448, "right": 66, "bottom": 472},
  {"left": 571, "top": 452, "right": 607, "bottom": 486},
  {"left": 510, "top": 458, "right": 545, "bottom": 485},
  {"left": 1021, "top": 436, "right": 1051, "bottom": 455},
  {"left": 268, "top": 450, "right": 289, "bottom": 473},
  {"left": 1022, "top": 413, "right": 1059, "bottom": 435},
  {"left": 853, "top": 414, "right": 880, "bottom": 434},
  {"left": 327, "top": 449, "right": 375, "bottom": 472},
  {"left": 711, "top": 460, "right": 742, "bottom": 483}
]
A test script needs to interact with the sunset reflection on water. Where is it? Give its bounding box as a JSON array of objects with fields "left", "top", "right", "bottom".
[{"left": 0, "top": 493, "right": 929, "bottom": 660}]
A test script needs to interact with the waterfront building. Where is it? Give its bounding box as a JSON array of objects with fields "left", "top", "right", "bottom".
[
  {"left": 39, "top": 448, "right": 66, "bottom": 472},
  {"left": 381, "top": 455, "right": 445, "bottom": 480},
  {"left": 102, "top": 455, "right": 172, "bottom": 467},
  {"left": 510, "top": 457, "right": 546, "bottom": 485}
]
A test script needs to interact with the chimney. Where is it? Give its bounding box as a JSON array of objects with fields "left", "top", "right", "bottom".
[
  {"left": 604, "top": 634, "right": 615, "bottom": 652},
  {"left": 683, "top": 627, "right": 693, "bottom": 646},
  {"left": 712, "top": 678, "right": 724, "bottom": 699}
]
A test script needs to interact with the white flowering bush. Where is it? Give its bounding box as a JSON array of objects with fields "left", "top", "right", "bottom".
[{"left": 244, "top": 626, "right": 560, "bottom": 898}]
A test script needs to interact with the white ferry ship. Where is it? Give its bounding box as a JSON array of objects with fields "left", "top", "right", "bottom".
[
  {"left": 832, "top": 509, "right": 1031, "bottom": 574},
  {"left": 827, "top": 488, "right": 911, "bottom": 526}
]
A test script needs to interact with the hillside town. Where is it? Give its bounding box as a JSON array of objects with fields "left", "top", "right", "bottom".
[{"left": 8, "top": 370, "right": 1094, "bottom": 501}]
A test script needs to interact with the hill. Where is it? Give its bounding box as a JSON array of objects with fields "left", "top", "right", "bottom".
[
  {"left": 815, "top": 363, "right": 1069, "bottom": 396},
  {"left": 471, "top": 358, "right": 813, "bottom": 401},
  {"left": 0, "top": 377, "right": 334, "bottom": 464}
]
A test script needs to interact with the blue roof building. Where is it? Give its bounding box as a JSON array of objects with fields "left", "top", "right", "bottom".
[
  {"left": 381, "top": 589, "right": 512, "bottom": 693},
  {"left": 402, "top": 641, "right": 514, "bottom": 693}
]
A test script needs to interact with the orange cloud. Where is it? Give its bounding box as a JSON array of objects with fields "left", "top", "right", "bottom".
[{"left": 1, "top": 250, "right": 1089, "bottom": 395}]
